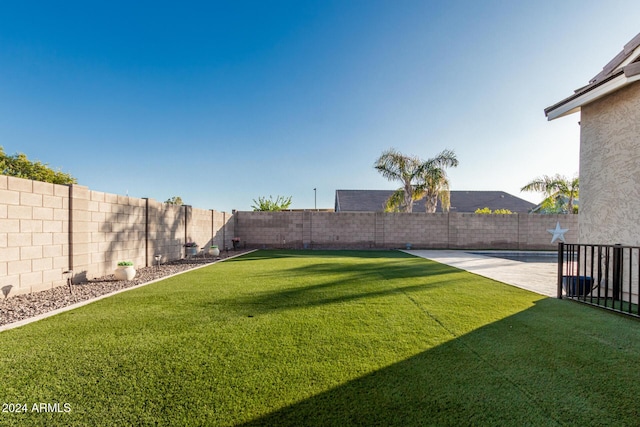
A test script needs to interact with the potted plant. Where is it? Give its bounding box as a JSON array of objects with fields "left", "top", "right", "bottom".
[
  {"left": 209, "top": 245, "right": 220, "bottom": 256},
  {"left": 115, "top": 261, "right": 136, "bottom": 281},
  {"left": 184, "top": 242, "right": 198, "bottom": 256}
]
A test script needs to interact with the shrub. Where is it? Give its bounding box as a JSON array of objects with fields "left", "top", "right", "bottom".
[
  {"left": 474, "top": 207, "right": 513, "bottom": 214},
  {"left": 165, "top": 196, "right": 183, "bottom": 205},
  {"left": 474, "top": 207, "right": 492, "bottom": 214},
  {"left": 0, "top": 146, "right": 77, "bottom": 184},
  {"left": 251, "top": 195, "right": 292, "bottom": 211}
]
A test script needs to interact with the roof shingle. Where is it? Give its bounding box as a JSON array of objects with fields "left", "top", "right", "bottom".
[
  {"left": 545, "top": 32, "right": 640, "bottom": 119},
  {"left": 335, "top": 190, "right": 536, "bottom": 213}
]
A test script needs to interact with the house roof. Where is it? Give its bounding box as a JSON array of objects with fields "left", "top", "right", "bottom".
[
  {"left": 545, "top": 32, "right": 640, "bottom": 120},
  {"left": 334, "top": 190, "right": 536, "bottom": 213}
]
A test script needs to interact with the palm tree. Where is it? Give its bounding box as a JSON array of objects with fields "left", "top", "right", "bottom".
[
  {"left": 374, "top": 148, "right": 423, "bottom": 212},
  {"left": 555, "top": 176, "right": 579, "bottom": 213},
  {"left": 374, "top": 148, "right": 458, "bottom": 213},
  {"left": 415, "top": 149, "right": 459, "bottom": 213},
  {"left": 521, "top": 174, "right": 579, "bottom": 213}
]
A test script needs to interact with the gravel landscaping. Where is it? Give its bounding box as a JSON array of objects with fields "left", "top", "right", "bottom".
[{"left": 0, "top": 250, "right": 251, "bottom": 327}]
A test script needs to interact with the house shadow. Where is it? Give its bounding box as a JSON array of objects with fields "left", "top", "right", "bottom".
[{"left": 238, "top": 297, "right": 640, "bottom": 426}]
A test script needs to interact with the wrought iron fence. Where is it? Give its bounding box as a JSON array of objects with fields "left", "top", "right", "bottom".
[{"left": 558, "top": 243, "right": 640, "bottom": 317}]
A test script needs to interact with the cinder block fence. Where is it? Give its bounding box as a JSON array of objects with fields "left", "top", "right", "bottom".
[
  {"left": 1, "top": 176, "right": 233, "bottom": 296},
  {"left": 1, "top": 175, "right": 579, "bottom": 297},
  {"left": 233, "top": 211, "right": 578, "bottom": 250}
]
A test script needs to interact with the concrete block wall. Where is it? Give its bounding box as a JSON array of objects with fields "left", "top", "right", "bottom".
[
  {"left": 70, "top": 197, "right": 235, "bottom": 281},
  {"left": 147, "top": 200, "right": 185, "bottom": 263},
  {"left": 312, "top": 212, "right": 376, "bottom": 248},
  {"left": 1, "top": 176, "right": 70, "bottom": 295},
  {"left": 235, "top": 211, "right": 304, "bottom": 248},
  {"left": 187, "top": 207, "right": 234, "bottom": 254},
  {"left": 188, "top": 206, "right": 210, "bottom": 253},
  {"left": 449, "top": 214, "right": 519, "bottom": 249},
  {"left": 1, "top": 176, "right": 234, "bottom": 297},
  {"left": 70, "top": 185, "right": 147, "bottom": 282},
  {"left": 212, "top": 210, "right": 233, "bottom": 250},
  {"left": 518, "top": 214, "right": 578, "bottom": 249},
  {"left": 380, "top": 213, "right": 449, "bottom": 248},
  {"left": 236, "top": 211, "right": 579, "bottom": 250}
]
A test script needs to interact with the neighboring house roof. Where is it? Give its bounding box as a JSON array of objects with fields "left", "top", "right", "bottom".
[
  {"left": 334, "top": 190, "right": 536, "bottom": 213},
  {"left": 545, "top": 32, "right": 640, "bottom": 120}
]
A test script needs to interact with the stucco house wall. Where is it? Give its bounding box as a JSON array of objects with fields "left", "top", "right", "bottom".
[
  {"left": 545, "top": 32, "right": 640, "bottom": 246},
  {"left": 580, "top": 81, "right": 640, "bottom": 245}
]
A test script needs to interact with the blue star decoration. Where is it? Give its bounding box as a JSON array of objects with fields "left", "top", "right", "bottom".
[{"left": 547, "top": 222, "right": 569, "bottom": 243}]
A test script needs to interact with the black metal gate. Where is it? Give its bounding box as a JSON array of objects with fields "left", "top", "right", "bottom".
[{"left": 558, "top": 243, "right": 640, "bottom": 318}]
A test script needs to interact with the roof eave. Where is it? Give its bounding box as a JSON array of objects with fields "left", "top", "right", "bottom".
[{"left": 545, "top": 71, "right": 640, "bottom": 121}]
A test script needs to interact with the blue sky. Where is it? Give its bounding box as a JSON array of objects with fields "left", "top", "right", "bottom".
[{"left": 2, "top": 1, "right": 640, "bottom": 211}]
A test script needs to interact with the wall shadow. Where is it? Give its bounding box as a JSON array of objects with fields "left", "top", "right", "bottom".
[
  {"left": 97, "top": 199, "right": 185, "bottom": 278},
  {"left": 212, "top": 252, "right": 464, "bottom": 314},
  {"left": 223, "top": 249, "right": 423, "bottom": 262}
]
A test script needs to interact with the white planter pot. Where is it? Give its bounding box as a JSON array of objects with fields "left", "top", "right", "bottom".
[
  {"left": 115, "top": 266, "right": 136, "bottom": 281},
  {"left": 209, "top": 246, "right": 220, "bottom": 256}
]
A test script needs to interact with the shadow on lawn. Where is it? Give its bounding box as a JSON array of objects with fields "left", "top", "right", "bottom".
[
  {"left": 225, "top": 249, "right": 418, "bottom": 262},
  {"left": 239, "top": 297, "right": 640, "bottom": 426},
  {"left": 217, "top": 278, "right": 460, "bottom": 315},
  {"left": 209, "top": 252, "right": 466, "bottom": 314}
]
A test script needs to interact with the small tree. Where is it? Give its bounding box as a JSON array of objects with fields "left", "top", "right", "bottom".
[
  {"left": 252, "top": 195, "right": 292, "bottom": 211},
  {"left": 0, "top": 146, "right": 76, "bottom": 184},
  {"left": 165, "top": 196, "right": 184, "bottom": 205}
]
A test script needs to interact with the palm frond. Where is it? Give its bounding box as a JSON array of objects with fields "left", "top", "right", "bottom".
[
  {"left": 521, "top": 175, "right": 558, "bottom": 195},
  {"left": 439, "top": 188, "right": 451, "bottom": 213},
  {"left": 384, "top": 188, "right": 408, "bottom": 212}
]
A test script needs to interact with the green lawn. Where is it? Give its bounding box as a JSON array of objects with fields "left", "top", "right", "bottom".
[{"left": 1, "top": 250, "right": 640, "bottom": 426}]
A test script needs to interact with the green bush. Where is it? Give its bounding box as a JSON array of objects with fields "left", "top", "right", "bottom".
[
  {"left": 474, "top": 207, "right": 513, "bottom": 214},
  {"left": 251, "top": 195, "right": 292, "bottom": 211},
  {"left": 165, "top": 196, "right": 183, "bottom": 205},
  {"left": 474, "top": 207, "right": 492, "bottom": 214},
  {"left": 0, "top": 146, "right": 77, "bottom": 184}
]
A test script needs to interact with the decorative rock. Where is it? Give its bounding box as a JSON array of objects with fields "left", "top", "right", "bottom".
[{"left": 0, "top": 250, "right": 250, "bottom": 327}]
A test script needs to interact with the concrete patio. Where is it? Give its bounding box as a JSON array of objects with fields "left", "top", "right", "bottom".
[{"left": 405, "top": 250, "right": 558, "bottom": 298}]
